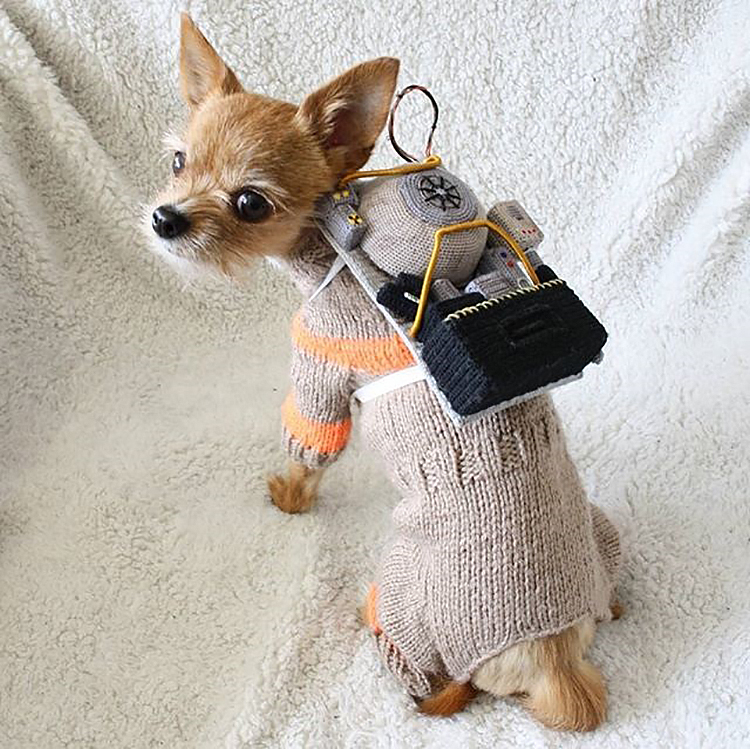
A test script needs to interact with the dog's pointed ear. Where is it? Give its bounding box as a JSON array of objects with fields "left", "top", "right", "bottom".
[
  {"left": 296, "top": 58, "right": 400, "bottom": 179},
  {"left": 179, "top": 13, "right": 242, "bottom": 108}
]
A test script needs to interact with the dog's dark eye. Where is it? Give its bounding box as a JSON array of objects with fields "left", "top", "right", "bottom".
[
  {"left": 172, "top": 151, "right": 186, "bottom": 175},
  {"left": 235, "top": 190, "right": 272, "bottom": 222}
]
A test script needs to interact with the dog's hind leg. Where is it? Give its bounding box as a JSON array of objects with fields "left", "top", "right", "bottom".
[{"left": 473, "top": 617, "right": 607, "bottom": 731}]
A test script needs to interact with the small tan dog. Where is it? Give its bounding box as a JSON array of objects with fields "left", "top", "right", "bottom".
[{"left": 147, "top": 14, "right": 621, "bottom": 731}]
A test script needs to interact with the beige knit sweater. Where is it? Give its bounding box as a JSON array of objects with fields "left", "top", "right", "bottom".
[{"left": 280, "top": 231, "right": 620, "bottom": 697}]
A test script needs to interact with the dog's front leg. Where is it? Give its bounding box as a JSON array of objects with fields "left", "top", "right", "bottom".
[
  {"left": 267, "top": 317, "right": 353, "bottom": 513},
  {"left": 268, "top": 462, "right": 324, "bottom": 514}
]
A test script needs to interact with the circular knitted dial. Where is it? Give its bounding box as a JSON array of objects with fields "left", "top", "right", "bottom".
[
  {"left": 399, "top": 168, "right": 479, "bottom": 225},
  {"left": 357, "top": 174, "right": 487, "bottom": 285}
]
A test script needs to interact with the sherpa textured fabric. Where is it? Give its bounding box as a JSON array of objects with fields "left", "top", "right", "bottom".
[{"left": 1, "top": 1, "right": 749, "bottom": 748}]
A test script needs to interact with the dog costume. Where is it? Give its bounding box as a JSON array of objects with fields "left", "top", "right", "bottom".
[{"left": 279, "top": 163, "right": 620, "bottom": 697}]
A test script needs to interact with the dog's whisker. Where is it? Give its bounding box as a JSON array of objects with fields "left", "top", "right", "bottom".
[{"left": 163, "top": 130, "right": 187, "bottom": 154}]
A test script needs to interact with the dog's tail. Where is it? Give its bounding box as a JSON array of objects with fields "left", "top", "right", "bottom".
[
  {"left": 522, "top": 655, "right": 607, "bottom": 731},
  {"left": 418, "top": 681, "right": 477, "bottom": 716}
]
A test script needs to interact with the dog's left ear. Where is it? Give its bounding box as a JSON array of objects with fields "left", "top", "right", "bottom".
[
  {"left": 296, "top": 58, "right": 400, "bottom": 179},
  {"left": 179, "top": 13, "right": 242, "bottom": 109}
]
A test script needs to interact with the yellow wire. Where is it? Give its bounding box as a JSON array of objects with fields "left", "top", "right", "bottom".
[
  {"left": 338, "top": 155, "right": 442, "bottom": 188},
  {"left": 408, "top": 220, "right": 540, "bottom": 338},
  {"left": 336, "top": 156, "right": 539, "bottom": 338}
]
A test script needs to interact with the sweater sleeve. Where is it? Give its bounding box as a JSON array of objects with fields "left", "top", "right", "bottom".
[{"left": 281, "top": 339, "right": 353, "bottom": 469}]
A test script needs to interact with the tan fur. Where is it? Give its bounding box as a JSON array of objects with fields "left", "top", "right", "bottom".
[
  {"left": 147, "top": 14, "right": 398, "bottom": 275},
  {"left": 418, "top": 681, "right": 478, "bottom": 717},
  {"left": 267, "top": 462, "right": 323, "bottom": 514},
  {"left": 179, "top": 14, "right": 242, "bottom": 108},
  {"left": 295, "top": 55, "right": 402, "bottom": 178},
  {"left": 472, "top": 617, "right": 607, "bottom": 731}
]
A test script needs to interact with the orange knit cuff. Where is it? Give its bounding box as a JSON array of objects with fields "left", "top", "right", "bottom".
[{"left": 281, "top": 393, "right": 351, "bottom": 455}]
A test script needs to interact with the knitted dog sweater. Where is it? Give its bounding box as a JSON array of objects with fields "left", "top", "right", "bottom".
[{"left": 280, "top": 231, "right": 620, "bottom": 697}]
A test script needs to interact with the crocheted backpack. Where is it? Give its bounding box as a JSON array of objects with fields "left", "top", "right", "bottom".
[{"left": 315, "top": 90, "right": 607, "bottom": 424}]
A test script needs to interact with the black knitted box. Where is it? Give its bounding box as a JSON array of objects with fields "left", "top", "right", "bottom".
[{"left": 418, "top": 281, "right": 607, "bottom": 416}]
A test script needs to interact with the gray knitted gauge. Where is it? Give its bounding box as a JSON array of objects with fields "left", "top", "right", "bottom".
[{"left": 399, "top": 168, "right": 480, "bottom": 224}]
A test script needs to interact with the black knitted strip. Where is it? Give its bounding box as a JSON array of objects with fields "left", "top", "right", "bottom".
[{"left": 420, "top": 282, "right": 607, "bottom": 415}]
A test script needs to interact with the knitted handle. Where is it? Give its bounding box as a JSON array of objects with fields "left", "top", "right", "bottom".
[{"left": 409, "top": 220, "right": 541, "bottom": 337}]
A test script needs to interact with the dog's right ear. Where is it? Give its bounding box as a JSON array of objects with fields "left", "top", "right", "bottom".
[{"left": 179, "top": 13, "right": 242, "bottom": 109}]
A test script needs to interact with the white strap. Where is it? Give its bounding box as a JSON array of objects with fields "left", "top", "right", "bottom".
[
  {"left": 309, "top": 255, "right": 347, "bottom": 301},
  {"left": 354, "top": 365, "right": 426, "bottom": 403}
]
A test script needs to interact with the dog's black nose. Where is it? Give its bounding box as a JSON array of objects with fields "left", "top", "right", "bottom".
[{"left": 152, "top": 205, "right": 190, "bottom": 239}]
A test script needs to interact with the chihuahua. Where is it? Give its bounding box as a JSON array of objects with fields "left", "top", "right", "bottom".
[{"left": 146, "top": 14, "right": 621, "bottom": 731}]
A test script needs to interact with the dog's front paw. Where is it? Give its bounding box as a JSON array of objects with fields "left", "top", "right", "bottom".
[{"left": 267, "top": 464, "right": 321, "bottom": 514}]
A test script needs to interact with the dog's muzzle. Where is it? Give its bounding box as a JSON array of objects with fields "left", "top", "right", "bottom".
[{"left": 152, "top": 205, "right": 190, "bottom": 239}]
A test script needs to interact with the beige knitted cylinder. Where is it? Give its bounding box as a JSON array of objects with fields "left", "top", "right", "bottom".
[{"left": 357, "top": 169, "right": 487, "bottom": 285}]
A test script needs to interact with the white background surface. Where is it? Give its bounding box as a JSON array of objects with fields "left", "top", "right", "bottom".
[{"left": 1, "top": 1, "right": 748, "bottom": 746}]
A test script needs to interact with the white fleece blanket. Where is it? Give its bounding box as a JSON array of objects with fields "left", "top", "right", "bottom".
[{"left": 1, "top": 1, "right": 748, "bottom": 747}]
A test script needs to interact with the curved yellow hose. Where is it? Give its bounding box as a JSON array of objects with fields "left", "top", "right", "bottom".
[
  {"left": 338, "top": 155, "right": 442, "bottom": 188},
  {"left": 408, "top": 220, "right": 540, "bottom": 338}
]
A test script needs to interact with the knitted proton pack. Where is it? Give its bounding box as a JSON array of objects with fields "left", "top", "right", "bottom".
[{"left": 316, "top": 87, "right": 607, "bottom": 424}]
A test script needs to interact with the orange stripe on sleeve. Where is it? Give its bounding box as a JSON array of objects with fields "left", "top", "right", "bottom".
[
  {"left": 291, "top": 314, "right": 415, "bottom": 375},
  {"left": 364, "top": 583, "right": 382, "bottom": 635},
  {"left": 281, "top": 393, "right": 351, "bottom": 455}
]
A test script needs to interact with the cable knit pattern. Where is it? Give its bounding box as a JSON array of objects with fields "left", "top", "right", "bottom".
[{"left": 282, "top": 231, "right": 620, "bottom": 693}]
